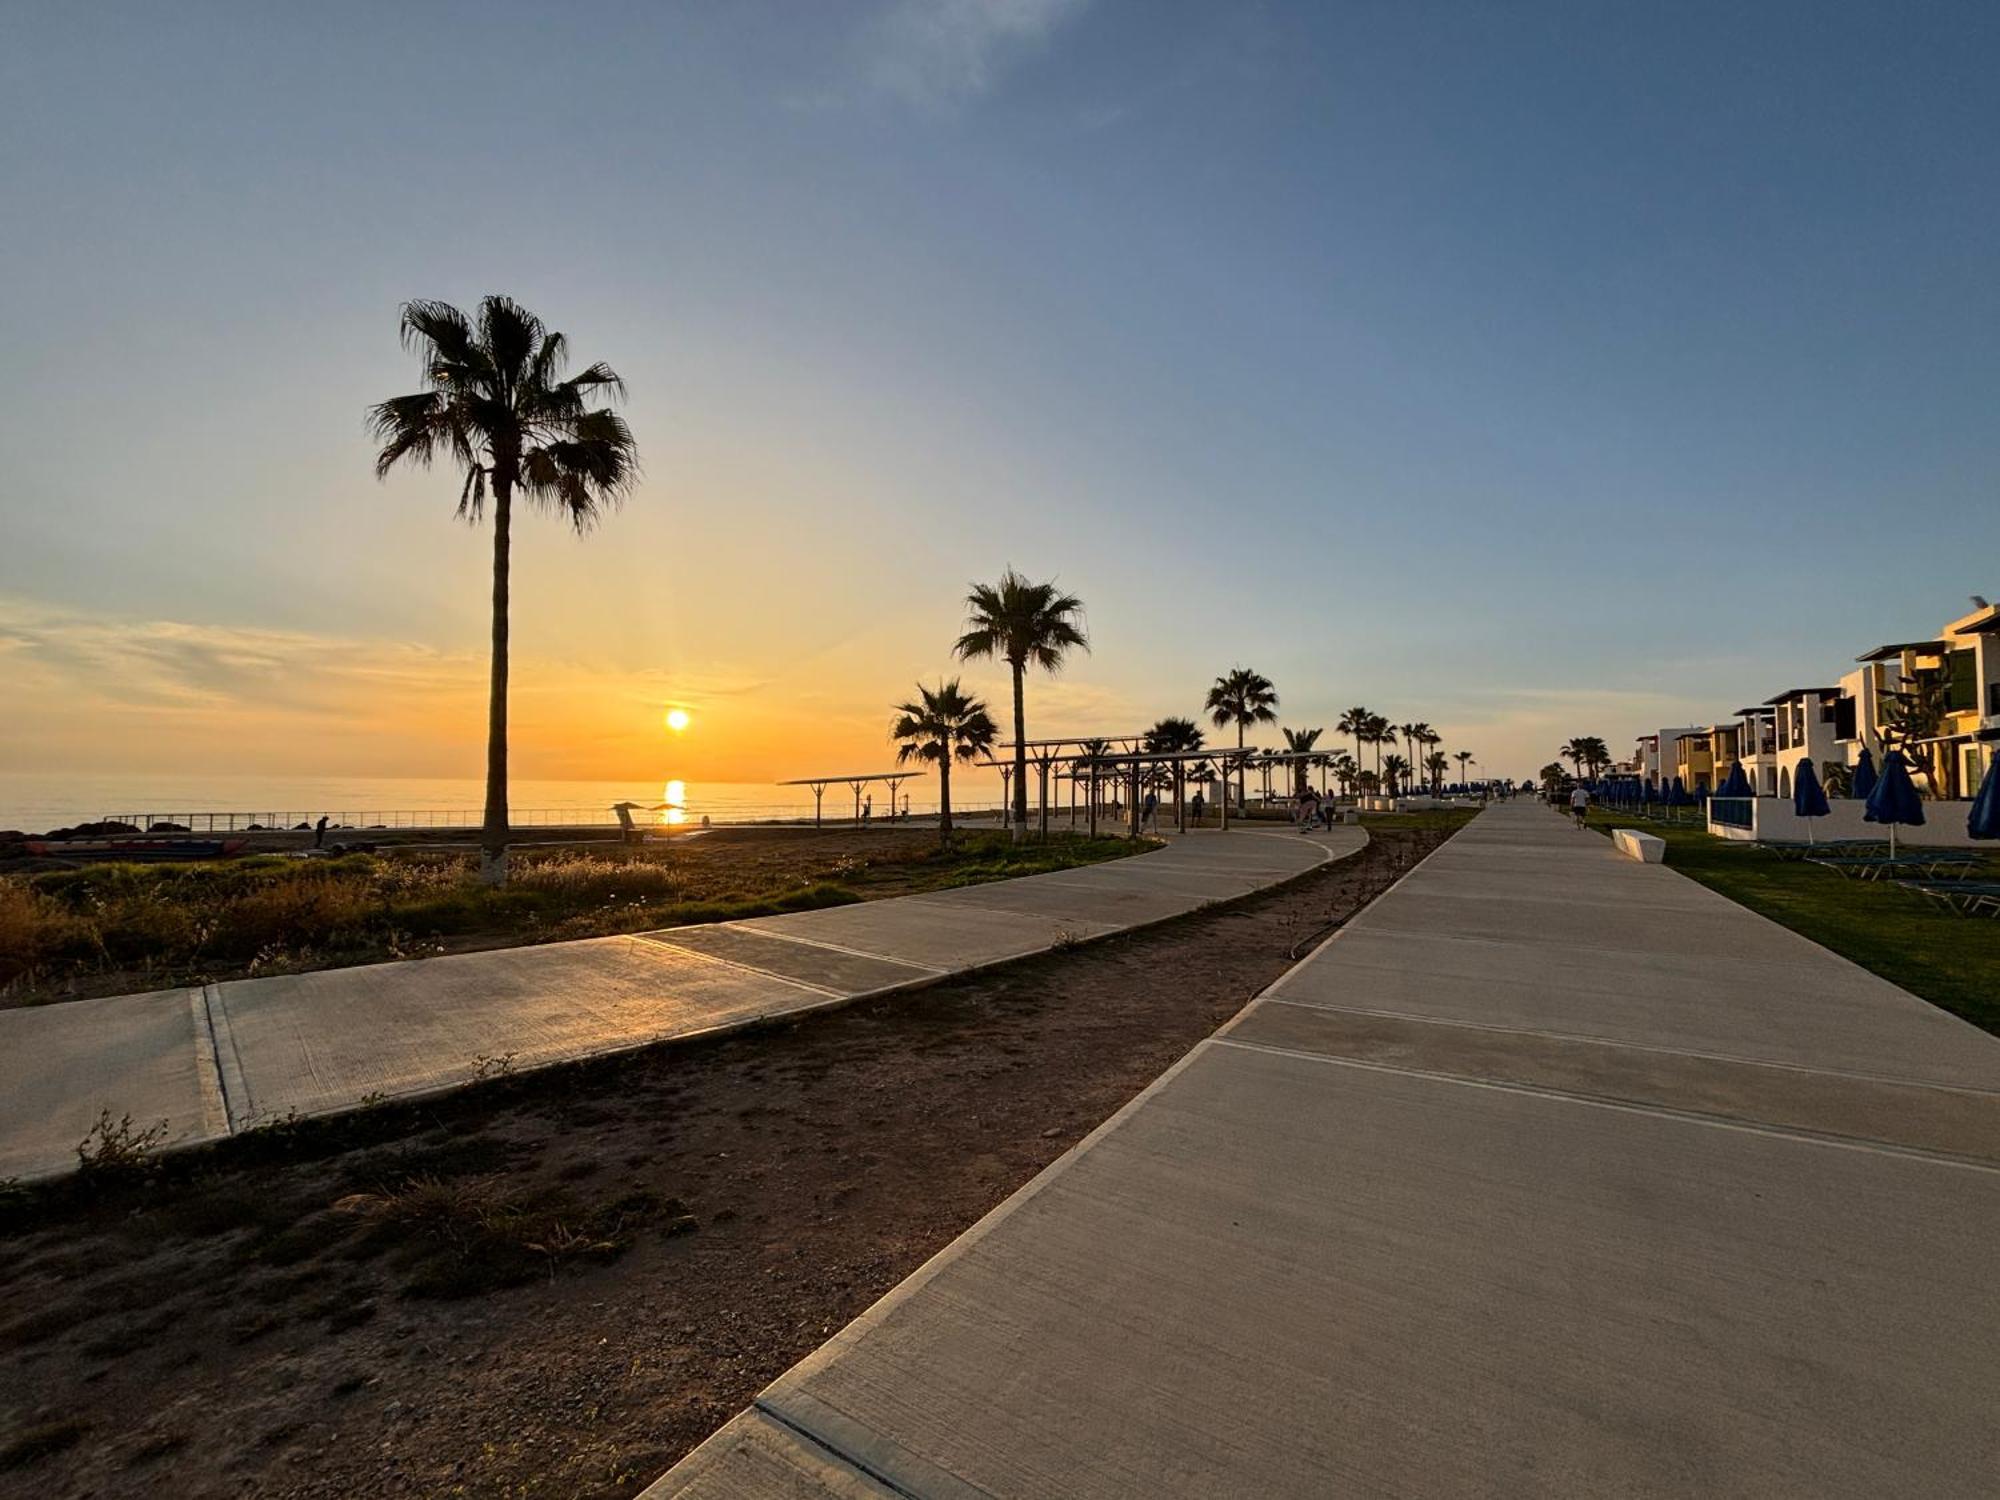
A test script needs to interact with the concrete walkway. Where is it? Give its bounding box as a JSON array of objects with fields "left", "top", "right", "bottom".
[
  {"left": 0, "top": 826, "right": 1360, "bottom": 1183},
  {"left": 649, "top": 803, "right": 2000, "bottom": 1499}
]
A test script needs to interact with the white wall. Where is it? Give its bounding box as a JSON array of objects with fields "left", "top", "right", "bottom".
[{"left": 1707, "top": 797, "right": 1991, "bottom": 847}]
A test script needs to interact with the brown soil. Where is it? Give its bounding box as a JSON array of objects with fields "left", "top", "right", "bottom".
[{"left": 0, "top": 823, "right": 1454, "bottom": 1499}]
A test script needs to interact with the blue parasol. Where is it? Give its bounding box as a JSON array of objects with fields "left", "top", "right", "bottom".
[
  {"left": 1863, "top": 750, "right": 1924, "bottom": 856},
  {"left": 1717, "top": 761, "right": 1754, "bottom": 799},
  {"left": 1968, "top": 755, "right": 2000, "bottom": 841},
  {"left": 1792, "top": 757, "right": 1830, "bottom": 844},
  {"left": 1851, "top": 748, "right": 1877, "bottom": 801}
]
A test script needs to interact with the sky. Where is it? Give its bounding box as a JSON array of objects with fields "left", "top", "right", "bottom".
[{"left": 3, "top": 0, "right": 1997, "bottom": 789}]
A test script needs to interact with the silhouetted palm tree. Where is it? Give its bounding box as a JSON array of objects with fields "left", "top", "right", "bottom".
[
  {"left": 954, "top": 570, "right": 1088, "bottom": 839},
  {"left": 1561, "top": 738, "right": 1592, "bottom": 784},
  {"left": 1336, "top": 706, "right": 1373, "bottom": 778},
  {"left": 1281, "top": 726, "right": 1324, "bottom": 797},
  {"left": 370, "top": 296, "right": 637, "bottom": 885},
  {"left": 1382, "top": 753, "right": 1411, "bottom": 797},
  {"left": 1455, "top": 750, "right": 1474, "bottom": 786},
  {"left": 1143, "top": 716, "right": 1205, "bottom": 825},
  {"left": 1424, "top": 751, "right": 1449, "bottom": 793},
  {"left": 1330, "top": 752, "right": 1359, "bottom": 796},
  {"left": 891, "top": 679, "right": 998, "bottom": 845},
  {"left": 1206, "top": 667, "right": 1279, "bottom": 811},
  {"left": 1364, "top": 713, "right": 1394, "bottom": 780}
]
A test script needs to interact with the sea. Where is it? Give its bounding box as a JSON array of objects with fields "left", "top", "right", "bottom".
[{"left": 0, "top": 771, "right": 1011, "bottom": 835}]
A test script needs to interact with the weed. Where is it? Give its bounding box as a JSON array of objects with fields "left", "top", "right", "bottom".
[
  {"left": 471, "top": 1051, "right": 518, "bottom": 1082},
  {"left": 74, "top": 1110, "right": 168, "bottom": 1176}
]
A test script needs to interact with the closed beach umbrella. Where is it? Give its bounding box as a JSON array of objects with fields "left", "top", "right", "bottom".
[
  {"left": 1792, "top": 757, "right": 1831, "bottom": 844},
  {"left": 1718, "top": 761, "right": 1754, "bottom": 799},
  {"left": 1863, "top": 750, "right": 1924, "bottom": 856},
  {"left": 1968, "top": 755, "right": 2000, "bottom": 841},
  {"left": 1851, "top": 748, "right": 1878, "bottom": 801}
]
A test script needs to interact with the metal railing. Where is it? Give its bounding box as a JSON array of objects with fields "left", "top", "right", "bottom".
[{"left": 93, "top": 800, "right": 1017, "bottom": 834}]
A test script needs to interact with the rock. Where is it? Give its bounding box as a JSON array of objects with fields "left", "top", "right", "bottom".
[
  {"left": 148, "top": 821, "right": 191, "bottom": 833},
  {"left": 665, "top": 1215, "right": 700, "bottom": 1237}
]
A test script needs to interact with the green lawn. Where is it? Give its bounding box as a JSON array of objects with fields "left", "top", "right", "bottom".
[{"left": 1586, "top": 809, "right": 2000, "bottom": 1037}]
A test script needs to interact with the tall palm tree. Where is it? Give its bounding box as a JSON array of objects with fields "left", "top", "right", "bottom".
[
  {"left": 954, "top": 570, "right": 1089, "bottom": 839},
  {"left": 1205, "top": 667, "right": 1279, "bottom": 812},
  {"left": 1142, "top": 716, "right": 1205, "bottom": 826},
  {"left": 891, "top": 679, "right": 998, "bottom": 845},
  {"left": 1281, "top": 726, "right": 1323, "bottom": 797},
  {"left": 1454, "top": 749, "right": 1474, "bottom": 786},
  {"left": 1336, "top": 706, "right": 1373, "bottom": 777},
  {"left": 370, "top": 296, "right": 637, "bottom": 886},
  {"left": 1364, "top": 713, "right": 1394, "bottom": 781}
]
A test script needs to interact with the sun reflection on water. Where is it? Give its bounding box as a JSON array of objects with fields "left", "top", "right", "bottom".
[{"left": 660, "top": 779, "right": 687, "bottom": 825}]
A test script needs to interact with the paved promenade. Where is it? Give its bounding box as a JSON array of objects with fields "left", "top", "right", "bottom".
[
  {"left": 0, "top": 826, "right": 1358, "bottom": 1182},
  {"left": 650, "top": 803, "right": 2000, "bottom": 1499}
]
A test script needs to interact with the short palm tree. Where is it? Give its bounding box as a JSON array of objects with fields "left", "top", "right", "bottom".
[
  {"left": 1281, "top": 726, "right": 1324, "bottom": 797},
  {"left": 1143, "top": 716, "right": 1205, "bottom": 824},
  {"left": 1330, "top": 752, "right": 1359, "bottom": 796},
  {"left": 1205, "top": 667, "right": 1279, "bottom": 811},
  {"left": 370, "top": 296, "right": 637, "bottom": 885},
  {"left": 1454, "top": 750, "right": 1474, "bottom": 786},
  {"left": 1561, "top": 737, "right": 1592, "bottom": 784},
  {"left": 891, "top": 679, "right": 998, "bottom": 845},
  {"left": 1381, "top": 753, "right": 1411, "bottom": 796},
  {"left": 954, "top": 570, "right": 1088, "bottom": 839},
  {"left": 1424, "top": 750, "right": 1449, "bottom": 792}
]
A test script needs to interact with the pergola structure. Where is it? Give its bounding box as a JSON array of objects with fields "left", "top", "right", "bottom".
[
  {"left": 994, "top": 736, "right": 1149, "bottom": 837},
  {"left": 775, "top": 771, "right": 927, "bottom": 828},
  {"left": 988, "top": 744, "right": 1338, "bottom": 838}
]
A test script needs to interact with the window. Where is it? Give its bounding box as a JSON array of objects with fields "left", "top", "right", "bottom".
[
  {"left": 1947, "top": 649, "right": 1976, "bottom": 713},
  {"left": 1834, "top": 696, "right": 1858, "bottom": 739},
  {"left": 1988, "top": 681, "right": 2000, "bottom": 717}
]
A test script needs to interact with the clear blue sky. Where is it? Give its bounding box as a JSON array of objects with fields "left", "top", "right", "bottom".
[{"left": 2, "top": 1, "right": 1996, "bottom": 782}]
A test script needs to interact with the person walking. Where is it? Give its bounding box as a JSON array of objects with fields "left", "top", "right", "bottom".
[
  {"left": 861, "top": 794, "right": 872, "bottom": 831},
  {"left": 1140, "top": 789, "right": 1159, "bottom": 834},
  {"left": 1569, "top": 783, "right": 1591, "bottom": 829},
  {"left": 313, "top": 814, "right": 330, "bottom": 849},
  {"left": 1190, "top": 788, "right": 1205, "bottom": 827}
]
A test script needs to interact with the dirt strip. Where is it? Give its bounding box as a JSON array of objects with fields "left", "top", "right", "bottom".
[{"left": 0, "top": 822, "right": 1456, "bottom": 1500}]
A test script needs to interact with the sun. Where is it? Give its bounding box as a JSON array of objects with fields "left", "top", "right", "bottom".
[{"left": 665, "top": 707, "right": 691, "bottom": 733}]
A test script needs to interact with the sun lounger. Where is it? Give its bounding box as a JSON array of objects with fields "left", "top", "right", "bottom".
[
  {"left": 1899, "top": 879, "right": 2000, "bottom": 916},
  {"left": 1756, "top": 838, "right": 1885, "bottom": 861},
  {"left": 1809, "top": 852, "right": 1984, "bottom": 881}
]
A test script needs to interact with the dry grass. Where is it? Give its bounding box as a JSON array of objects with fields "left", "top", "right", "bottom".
[{"left": 1, "top": 830, "right": 1138, "bottom": 1006}]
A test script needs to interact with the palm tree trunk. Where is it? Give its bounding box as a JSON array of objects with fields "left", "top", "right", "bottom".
[
  {"left": 938, "top": 755, "right": 953, "bottom": 845},
  {"left": 481, "top": 478, "right": 512, "bottom": 886},
  {"left": 1235, "top": 721, "right": 1246, "bottom": 812},
  {"left": 1010, "top": 659, "right": 1028, "bottom": 842}
]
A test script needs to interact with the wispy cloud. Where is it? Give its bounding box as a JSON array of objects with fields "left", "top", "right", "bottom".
[
  {"left": 855, "top": 0, "right": 1090, "bottom": 108},
  {"left": 0, "top": 598, "right": 802, "bottom": 779}
]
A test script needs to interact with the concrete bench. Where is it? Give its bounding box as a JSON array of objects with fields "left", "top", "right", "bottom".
[{"left": 1612, "top": 828, "right": 1665, "bottom": 864}]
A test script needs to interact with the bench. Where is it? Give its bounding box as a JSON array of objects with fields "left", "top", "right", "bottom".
[{"left": 1611, "top": 828, "right": 1665, "bottom": 863}]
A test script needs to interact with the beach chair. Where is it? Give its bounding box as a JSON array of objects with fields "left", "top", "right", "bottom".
[{"left": 1899, "top": 879, "right": 2000, "bottom": 917}]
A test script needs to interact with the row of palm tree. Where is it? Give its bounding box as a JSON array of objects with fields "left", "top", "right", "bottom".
[{"left": 370, "top": 294, "right": 1483, "bottom": 880}]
